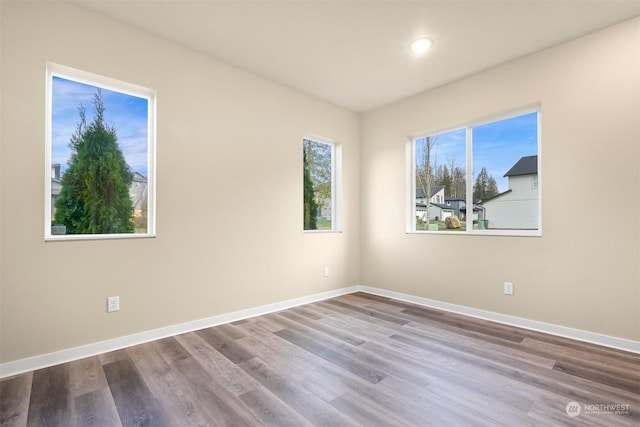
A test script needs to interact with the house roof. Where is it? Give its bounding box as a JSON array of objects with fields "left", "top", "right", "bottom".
[
  {"left": 504, "top": 155, "right": 537, "bottom": 177},
  {"left": 132, "top": 172, "right": 147, "bottom": 182},
  {"left": 416, "top": 186, "right": 444, "bottom": 199},
  {"left": 481, "top": 189, "right": 513, "bottom": 204},
  {"left": 460, "top": 205, "right": 483, "bottom": 213},
  {"left": 416, "top": 202, "right": 449, "bottom": 209}
]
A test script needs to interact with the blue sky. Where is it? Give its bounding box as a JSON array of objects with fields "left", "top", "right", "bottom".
[
  {"left": 51, "top": 76, "right": 149, "bottom": 177},
  {"left": 416, "top": 112, "right": 538, "bottom": 192}
]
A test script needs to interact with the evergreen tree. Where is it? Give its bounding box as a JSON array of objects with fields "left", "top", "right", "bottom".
[
  {"left": 473, "top": 166, "right": 499, "bottom": 201},
  {"left": 487, "top": 176, "right": 499, "bottom": 198},
  {"left": 303, "top": 148, "right": 318, "bottom": 230},
  {"left": 305, "top": 140, "right": 332, "bottom": 203},
  {"left": 54, "top": 90, "right": 134, "bottom": 234},
  {"left": 447, "top": 155, "right": 466, "bottom": 199},
  {"left": 435, "top": 164, "right": 452, "bottom": 197}
]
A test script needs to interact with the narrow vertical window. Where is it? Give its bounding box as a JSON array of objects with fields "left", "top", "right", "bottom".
[
  {"left": 46, "top": 64, "right": 155, "bottom": 240},
  {"left": 303, "top": 138, "right": 339, "bottom": 231}
]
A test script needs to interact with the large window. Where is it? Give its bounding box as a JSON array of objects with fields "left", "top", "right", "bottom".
[
  {"left": 46, "top": 64, "right": 155, "bottom": 240},
  {"left": 410, "top": 108, "right": 540, "bottom": 236},
  {"left": 303, "top": 137, "right": 341, "bottom": 232}
]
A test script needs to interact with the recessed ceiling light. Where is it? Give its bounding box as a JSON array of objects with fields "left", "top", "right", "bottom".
[{"left": 410, "top": 38, "right": 432, "bottom": 54}]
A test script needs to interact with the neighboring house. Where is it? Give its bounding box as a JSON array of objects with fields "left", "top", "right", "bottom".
[
  {"left": 482, "top": 155, "right": 538, "bottom": 229},
  {"left": 317, "top": 197, "right": 331, "bottom": 221},
  {"left": 444, "top": 197, "right": 466, "bottom": 219},
  {"left": 51, "top": 167, "right": 148, "bottom": 220},
  {"left": 51, "top": 164, "right": 61, "bottom": 218},
  {"left": 416, "top": 186, "right": 445, "bottom": 205},
  {"left": 416, "top": 186, "right": 454, "bottom": 221},
  {"left": 460, "top": 203, "right": 483, "bottom": 223},
  {"left": 129, "top": 172, "right": 148, "bottom": 218}
]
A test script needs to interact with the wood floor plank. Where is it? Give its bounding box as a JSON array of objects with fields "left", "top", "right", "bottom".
[
  {"left": 67, "top": 356, "right": 109, "bottom": 398},
  {"left": 195, "top": 327, "right": 255, "bottom": 364},
  {"left": 274, "top": 328, "right": 387, "bottom": 384},
  {"left": 171, "top": 356, "right": 262, "bottom": 427},
  {"left": 306, "top": 303, "right": 400, "bottom": 343},
  {"left": 102, "top": 358, "right": 170, "bottom": 426},
  {"left": 239, "top": 387, "right": 313, "bottom": 427},
  {"left": 26, "top": 364, "right": 72, "bottom": 426},
  {"left": 278, "top": 310, "right": 366, "bottom": 346},
  {"left": 234, "top": 333, "right": 328, "bottom": 385},
  {"left": 553, "top": 360, "right": 640, "bottom": 395},
  {"left": 309, "top": 361, "right": 448, "bottom": 427},
  {"left": 344, "top": 292, "right": 414, "bottom": 312},
  {"left": 402, "top": 319, "right": 558, "bottom": 369},
  {"left": 521, "top": 337, "right": 640, "bottom": 374},
  {"left": 323, "top": 299, "right": 410, "bottom": 325},
  {"left": 238, "top": 388, "right": 313, "bottom": 427},
  {"left": 0, "top": 372, "right": 32, "bottom": 427},
  {"left": 237, "top": 357, "right": 357, "bottom": 426},
  {"left": 3, "top": 292, "right": 639, "bottom": 426},
  {"left": 126, "top": 341, "right": 212, "bottom": 426},
  {"left": 174, "top": 332, "right": 258, "bottom": 397},
  {"left": 390, "top": 328, "right": 640, "bottom": 412},
  {"left": 361, "top": 338, "right": 538, "bottom": 414},
  {"left": 329, "top": 392, "right": 409, "bottom": 427},
  {"left": 152, "top": 336, "right": 192, "bottom": 366},
  {"left": 300, "top": 364, "right": 351, "bottom": 402},
  {"left": 72, "top": 388, "right": 121, "bottom": 426}
]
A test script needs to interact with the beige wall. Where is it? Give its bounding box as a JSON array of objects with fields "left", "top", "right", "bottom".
[
  {"left": 361, "top": 18, "right": 640, "bottom": 341},
  {"left": 0, "top": 2, "right": 360, "bottom": 363}
]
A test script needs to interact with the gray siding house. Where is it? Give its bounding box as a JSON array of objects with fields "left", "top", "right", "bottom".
[{"left": 482, "top": 155, "right": 538, "bottom": 229}]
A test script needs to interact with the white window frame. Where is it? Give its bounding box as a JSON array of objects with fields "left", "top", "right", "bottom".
[
  {"left": 45, "top": 63, "right": 156, "bottom": 241},
  {"left": 303, "top": 136, "right": 342, "bottom": 233},
  {"left": 407, "top": 106, "right": 541, "bottom": 237}
]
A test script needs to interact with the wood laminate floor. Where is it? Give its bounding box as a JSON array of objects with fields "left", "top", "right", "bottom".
[{"left": 1, "top": 292, "right": 639, "bottom": 426}]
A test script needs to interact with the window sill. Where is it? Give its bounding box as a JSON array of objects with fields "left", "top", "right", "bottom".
[
  {"left": 406, "top": 230, "right": 542, "bottom": 237},
  {"left": 45, "top": 233, "right": 156, "bottom": 242}
]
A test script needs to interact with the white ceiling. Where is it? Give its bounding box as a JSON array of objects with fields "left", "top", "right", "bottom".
[{"left": 73, "top": 0, "right": 640, "bottom": 113}]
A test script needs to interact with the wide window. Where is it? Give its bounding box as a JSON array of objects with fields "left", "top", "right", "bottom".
[
  {"left": 303, "top": 137, "right": 341, "bottom": 232},
  {"left": 46, "top": 64, "right": 155, "bottom": 240},
  {"left": 410, "top": 109, "right": 540, "bottom": 236}
]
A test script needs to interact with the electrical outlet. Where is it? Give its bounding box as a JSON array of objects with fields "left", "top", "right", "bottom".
[
  {"left": 107, "top": 296, "right": 120, "bottom": 312},
  {"left": 504, "top": 282, "right": 514, "bottom": 296},
  {"left": 324, "top": 266, "right": 330, "bottom": 277}
]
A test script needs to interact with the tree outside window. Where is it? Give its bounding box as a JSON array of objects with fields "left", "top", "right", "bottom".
[
  {"left": 412, "top": 110, "right": 539, "bottom": 235},
  {"left": 46, "top": 65, "right": 155, "bottom": 240},
  {"left": 303, "top": 138, "right": 334, "bottom": 231}
]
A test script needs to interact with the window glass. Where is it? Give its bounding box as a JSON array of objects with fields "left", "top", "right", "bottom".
[
  {"left": 414, "top": 128, "right": 466, "bottom": 232},
  {"left": 46, "top": 65, "right": 155, "bottom": 240},
  {"left": 473, "top": 112, "right": 539, "bottom": 231},
  {"left": 411, "top": 109, "right": 540, "bottom": 235},
  {"left": 303, "top": 138, "right": 335, "bottom": 231}
]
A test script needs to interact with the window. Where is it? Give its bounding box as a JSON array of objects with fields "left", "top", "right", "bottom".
[
  {"left": 410, "top": 108, "right": 540, "bottom": 236},
  {"left": 303, "top": 137, "right": 341, "bottom": 232},
  {"left": 45, "top": 64, "right": 155, "bottom": 240}
]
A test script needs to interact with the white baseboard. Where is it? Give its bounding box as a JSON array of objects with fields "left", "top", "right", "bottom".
[
  {"left": 2, "top": 284, "right": 637, "bottom": 378},
  {"left": 0, "top": 286, "right": 358, "bottom": 379},
  {"left": 359, "top": 285, "right": 640, "bottom": 354}
]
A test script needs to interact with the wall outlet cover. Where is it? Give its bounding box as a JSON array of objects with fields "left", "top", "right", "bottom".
[{"left": 107, "top": 296, "right": 120, "bottom": 312}]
